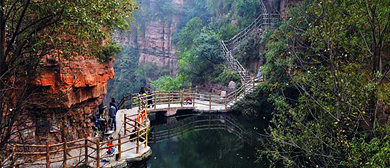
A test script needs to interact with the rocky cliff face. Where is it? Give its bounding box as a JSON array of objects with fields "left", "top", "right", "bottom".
[
  {"left": 34, "top": 55, "right": 114, "bottom": 109},
  {"left": 30, "top": 54, "right": 114, "bottom": 141},
  {"left": 113, "top": 0, "right": 185, "bottom": 75}
]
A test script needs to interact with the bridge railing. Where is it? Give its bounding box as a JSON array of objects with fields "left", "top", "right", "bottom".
[
  {"left": 8, "top": 108, "right": 150, "bottom": 168},
  {"left": 120, "top": 78, "right": 260, "bottom": 112}
]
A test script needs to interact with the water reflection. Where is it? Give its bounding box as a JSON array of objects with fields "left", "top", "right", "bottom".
[{"left": 135, "top": 113, "right": 269, "bottom": 168}]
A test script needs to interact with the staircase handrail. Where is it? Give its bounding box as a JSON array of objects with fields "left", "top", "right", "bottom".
[{"left": 224, "top": 15, "right": 263, "bottom": 47}]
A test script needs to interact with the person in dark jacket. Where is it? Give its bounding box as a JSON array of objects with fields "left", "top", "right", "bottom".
[
  {"left": 109, "top": 102, "right": 117, "bottom": 131},
  {"left": 111, "top": 98, "right": 118, "bottom": 112}
]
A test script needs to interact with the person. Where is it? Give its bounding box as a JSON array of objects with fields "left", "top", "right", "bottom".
[
  {"left": 111, "top": 98, "right": 118, "bottom": 112},
  {"left": 147, "top": 87, "right": 153, "bottom": 108},
  {"left": 185, "top": 97, "right": 192, "bottom": 105},
  {"left": 107, "top": 137, "right": 115, "bottom": 154},
  {"left": 109, "top": 102, "right": 117, "bottom": 131},
  {"left": 139, "top": 87, "right": 146, "bottom": 95},
  {"left": 98, "top": 104, "right": 105, "bottom": 118}
]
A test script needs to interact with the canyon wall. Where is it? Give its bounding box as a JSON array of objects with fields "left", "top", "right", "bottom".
[{"left": 113, "top": 0, "right": 185, "bottom": 75}]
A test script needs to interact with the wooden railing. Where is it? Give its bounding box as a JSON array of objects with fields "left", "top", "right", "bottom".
[
  {"left": 219, "top": 5, "right": 280, "bottom": 83},
  {"left": 7, "top": 102, "right": 150, "bottom": 168},
  {"left": 119, "top": 78, "right": 260, "bottom": 112},
  {"left": 221, "top": 40, "right": 248, "bottom": 82}
]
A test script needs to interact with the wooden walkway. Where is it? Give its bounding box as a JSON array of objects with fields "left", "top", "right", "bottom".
[{"left": 7, "top": 104, "right": 151, "bottom": 168}]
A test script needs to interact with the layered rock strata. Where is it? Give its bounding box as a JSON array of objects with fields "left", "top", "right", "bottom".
[{"left": 30, "top": 54, "right": 114, "bottom": 142}]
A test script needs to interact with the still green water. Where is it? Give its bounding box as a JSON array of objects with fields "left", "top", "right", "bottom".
[{"left": 140, "top": 113, "right": 269, "bottom": 168}]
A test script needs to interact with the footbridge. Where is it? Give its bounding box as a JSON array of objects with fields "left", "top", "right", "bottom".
[{"left": 118, "top": 79, "right": 259, "bottom": 115}]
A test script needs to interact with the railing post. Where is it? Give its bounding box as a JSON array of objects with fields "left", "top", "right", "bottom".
[
  {"left": 130, "top": 94, "right": 133, "bottom": 109},
  {"left": 209, "top": 94, "right": 212, "bottom": 111},
  {"left": 154, "top": 93, "right": 157, "bottom": 110},
  {"left": 46, "top": 142, "right": 50, "bottom": 168},
  {"left": 136, "top": 123, "right": 140, "bottom": 154},
  {"left": 84, "top": 137, "right": 88, "bottom": 165},
  {"left": 168, "top": 92, "right": 171, "bottom": 109},
  {"left": 124, "top": 114, "right": 127, "bottom": 135},
  {"left": 96, "top": 139, "right": 100, "bottom": 168},
  {"left": 225, "top": 96, "right": 228, "bottom": 110},
  {"left": 244, "top": 85, "right": 246, "bottom": 96},
  {"left": 118, "top": 134, "right": 122, "bottom": 161},
  {"left": 63, "top": 138, "right": 67, "bottom": 168},
  {"left": 145, "top": 128, "right": 148, "bottom": 148},
  {"left": 193, "top": 87, "right": 196, "bottom": 107},
  {"left": 189, "top": 88, "right": 192, "bottom": 104},
  {"left": 11, "top": 145, "right": 16, "bottom": 168},
  {"left": 181, "top": 90, "right": 184, "bottom": 107},
  {"left": 138, "top": 95, "right": 142, "bottom": 111}
]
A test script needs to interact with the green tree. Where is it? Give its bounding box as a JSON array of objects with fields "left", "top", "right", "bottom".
[
  {"left": 0, "top": 0, "right": 137, "bottom": 156},
  {"left": 255, "top": 0, "right": 390, "bottom": 166}
]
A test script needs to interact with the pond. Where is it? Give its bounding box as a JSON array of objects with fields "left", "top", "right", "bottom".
[{"left": 134, "top": 112, "right": 271, "bottom": 168}]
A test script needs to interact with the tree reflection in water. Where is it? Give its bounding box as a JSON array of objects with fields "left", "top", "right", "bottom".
[{"left": 143, "top": 114, "right": 270, "bottom": 168}]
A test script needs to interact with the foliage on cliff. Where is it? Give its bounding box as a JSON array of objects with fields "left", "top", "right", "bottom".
[
  {"left": 152, "top": 0, "right": 261, "bottom": 90},
  {"left": 0, "top": 0, "right": 137, "bottom": 158},
  {"left": 232, "top": 0, "right": 390, "bottom": 166}
]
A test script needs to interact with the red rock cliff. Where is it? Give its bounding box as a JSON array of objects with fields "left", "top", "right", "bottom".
[
  {"left": 30, "top": 54, "right": 114, "bottom": 141},
  {"left": 33, "top": 55, "right": 114, "bottom": 110}
]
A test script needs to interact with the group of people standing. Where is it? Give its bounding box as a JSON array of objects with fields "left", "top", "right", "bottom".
[
  {"left": 93, "top": 98, "right": 118, "bottom": 137},
  {"left": 139, "top": 86, "right": 153, "bottom": 108}
]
